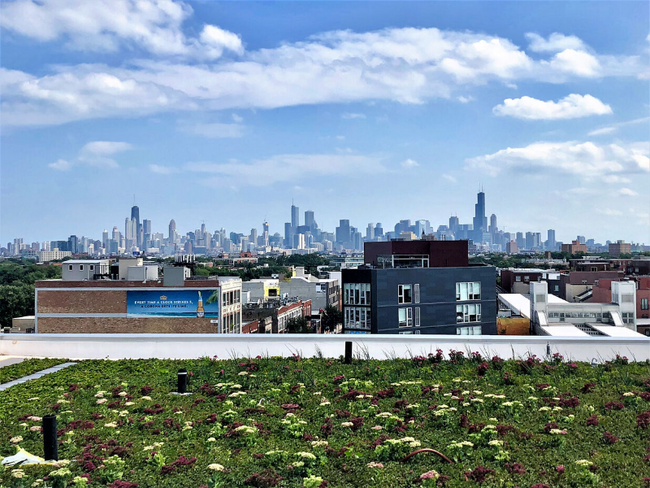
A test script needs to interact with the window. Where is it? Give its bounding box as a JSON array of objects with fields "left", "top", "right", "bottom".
[
  {"left": 456, "top": 304, "right": 481, "bottom": 323},
  {"left": 68, "top": 265, "right": 73, "bottom": 271},
  {"left": 343, "top": 283, "right": 370, "bottom": 305},
  {"left": 89, "top": 265, "right": 94, "bottom": 271},
  {"left": 79, "top": 265, "right": 84, "bottom": 271},
  {"left": 398, "top": 307, "right": 412, "bottom": 327},
  {"left": 344, "top": 307, "right": 371, "bottom": 330},
  {"left": 515, "top": 276, "right": 521, "bottom": 282},
  {"left": 415, "top": 307, "right": 420, "bottom": 326},
  {"left": 554, "top": 285, "right": 559, "bottom": 292},
  {"left": 398, "top": 284, "right": 412, "bottom": 304},
  {"left": 642, "top": 298, "right": 649, "bottom": 310},
  {"left": 456, "top": 282, "right": 481, "bottom": 301},
  {"left": 414, "top": 284, "right": 420, "bottom": 304},
  {"left": 456, "top": 325, "right": 482, "bottom": 335}
]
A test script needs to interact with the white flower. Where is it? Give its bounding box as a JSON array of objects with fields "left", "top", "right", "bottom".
[
  {"left": 311, "top": 440, "right": 328, "bottom": 447},
  {"left": 119, "top": 410, "right": 129, "bottom": 417},
  {"left": 143, "top": 446, "right": 154, "bottom": 451},
  {"left": 371, "top": 425, "right": 382, "bottom": 430},
  {"left": 341, "top": 422, "right": 354, "bottom": 427},
  {"left": 118, "top": 391, "right": 127, "bottom": 397},
  {"left": 207, "top": 437, "right": 216, "bottom": 442},
  {"left": 538, "top": 407, "right": 551, "bottom": 412},
  {"left": 12, "top": 469, "right": 25, "bottom": 478},
  {"left": 104, "top": 422, "right": 117, "bottom": 428},
  {"left": 141, "top": 396, "right": 152, "bottom": 401},
  {"left": 238, "top": 371, "right": 249, "bottom": 376},
  {"left": 313, "top": 391, "right": 322, "bottom": 396},
  {"left": 94, "top": 391, "right": 105, "bottom": 398},
  {"left": 208, "top": 463, "right": 226, "bottom": 471},
  {"left": 320, "top": 401, "right": 331, "bottom": 406},
  {"left": 28, "top": 416, "right": 42, "bottom": 421},
  {"left": 125, "top": 402, "right": 135, "bottom": 406},
  {"left": 96, "top": 399, "right": 107, "bottom": 404},
  {"left": 30, "top": 426, "right": 41, "bottom": 432},
  {"left": 575, "top": 459, "right": 593, "bottom": 466},
  {"left": 623, "top": 392, "right": 635, "bottom": 397},
  {"left": 10, "top": 436, "right": 23, "bottom": 443},
  {"left": 296, "top": 452, "right": 317, "bottom": 460},
  {"left": 488, "top": 440, "right": 503, "bottom": 446}
]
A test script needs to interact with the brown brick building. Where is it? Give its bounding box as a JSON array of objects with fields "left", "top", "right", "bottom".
[{"left": 35, "top": 278, "right": 242, "bottom": 334}]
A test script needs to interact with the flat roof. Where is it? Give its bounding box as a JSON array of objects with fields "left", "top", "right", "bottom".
[
  {"left": 63, "top": 259, "right": 109, "bottom": 264},
  {"left": 540, "top": 325, "right": 590, "bottom": 337},
  {"left": 588, "top": 324, "right": 647, "bottom": 338},
  {"left": 498, "top": 294, "right": 531, "bottom": 319}
]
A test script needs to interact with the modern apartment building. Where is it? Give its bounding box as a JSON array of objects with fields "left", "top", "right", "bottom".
[{"left": 342, "top": 240, "right": 496, "bottom": 335}]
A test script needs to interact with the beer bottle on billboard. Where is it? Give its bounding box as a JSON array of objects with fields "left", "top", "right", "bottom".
[{"left": 196, "top": 291, "right": 205, "bottom": 318}]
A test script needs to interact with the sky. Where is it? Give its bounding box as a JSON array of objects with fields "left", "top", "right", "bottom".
[{"left": 1, "top": 0, "right": 649, "bottom": 245}]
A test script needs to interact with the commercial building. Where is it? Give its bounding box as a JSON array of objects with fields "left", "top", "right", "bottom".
[
  {"left": 608, "top": 240, "right": 632, "bottom": 257},
  {"left": 38, "top": 249, "right": 72, "bottom": 262},
  {"left": 34, "top": 260, "right": 242, "bottom": 334},
  {"left": 561, "top": 240, "right": 587, "bottom": 254},
  {"left": 559, "top": 270, "right": 624, "bottom": 302},
  {"left": 530, "top": 281, "right": 640, "bottom": 336},
  {"left": 62, "top": 259, "right": 111, "bottom": 281},
  {"left": 342, "top": 240, "right": 496, "bottom": 335},
  {"left": 241, "top": 299, "right": 312, "bottom": 333},
  {"left": 592, "top": 277, "right": 650, "bottom": 336}
]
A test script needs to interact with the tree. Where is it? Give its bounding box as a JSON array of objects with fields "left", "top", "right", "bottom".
[
  {"left": 0, "top": 283, "right": 34, "bottom": 329},
  {"left": 285, "top": 316, "right": 313, "bottom": 333},
  {"left": 320, "top": 305, "right": 343, "bottom": 333}
]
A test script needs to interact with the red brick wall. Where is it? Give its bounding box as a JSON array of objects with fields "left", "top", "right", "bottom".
[
  {"left": 38, "top": 290, "right": 126, "bottom": 314},
  {"left": 38, "top": 317, "right": 219, "bottom": 334}
]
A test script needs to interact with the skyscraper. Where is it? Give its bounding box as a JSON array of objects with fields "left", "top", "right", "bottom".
[
  {"left": 489, "top": 214, "right": 497, "bottom": 234},
  {"left": 449, "top": 216, "right": 459, "bottom": 234},
  {"left": 291, "top": 204, "right": 299, "bottom": 228},
  {"left": 284, "top": 222, "right": 293, "bottom": 248},
  {"left": 375, "top": 223, "right": 384, "bottom": 238},
  {"left": 304, "top": 210, "right": 316, "bottom": 230},
  {"left": 168, "top": 219, "right": 176, "bottom": 243},
  {"left": 546, "top": 229, "right": 556, "bottom": 251},
  {"left": 366, "top": 223, "right": 375, "bottom": 240},
  {"left": 102, "top": 230, "right": 109, "bottom": 250},
  {"left": 473, "top": 191, "right": 487, "bottom": 241},
  {"left": 336, "top": 220, "right": 351, "bottom": 245},
  {"left": 131, "top": 205, "right": 141, "bottom": 246}
]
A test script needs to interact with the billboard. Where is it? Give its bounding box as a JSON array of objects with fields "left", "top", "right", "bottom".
[{"left": 127, "top": 289, "right": 219, "bottom": 318}]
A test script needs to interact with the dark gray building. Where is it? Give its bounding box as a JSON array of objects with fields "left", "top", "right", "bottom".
[{"left": 342, "top": 240, "right": 496, "bottom": 335}]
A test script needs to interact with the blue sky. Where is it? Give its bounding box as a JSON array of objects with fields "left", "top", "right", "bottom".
[{"left": 1, "top": 0, "right": 649, "bottom": 245}]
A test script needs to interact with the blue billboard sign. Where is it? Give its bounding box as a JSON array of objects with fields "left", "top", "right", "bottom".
[{"left": 127, "top": 290, "right": 219, "bottom": 318}]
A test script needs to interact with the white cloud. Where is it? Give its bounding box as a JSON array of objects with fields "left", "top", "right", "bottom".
[
  {"left": 442, "top": 174, "right": 457, "bottom": 183},
  {"left": 0, "top": 0, "right": 242, "bottom": 59},
  {"left": 597, "top": 208, "right": 624, "bottom": 216},
  {"left": 588, "top": 116, "right": 650, "bottom": 137},
  {"left": 149, "top": 164, "right": 178, "bottom": 174},
  {"left": 48, "top": 140, "right": 132, "bottom": 170},
  {"left": 618, "top": 188, "right": 638, "bottom": 196},
  {"left": 81, "top": 141, "right": 133, "bottom": 155},
  {"left": 341, "top": 113, "right": 366, "bottom": 119},
  {"left": 493, "top": 94, "right": 612, "bottom": 120},
  {"left": 231, "top": 113, "right": 243, "bottom": 123},
  {"left": 526, "top": 33, "right": 587, "bottom": 53},
  {"left": 48, "top": 159, "right": 72, "bottom": 171},
  {"left": 466, "top": 140, "right": 649, "bottom": 181},
  {"left": 457, "top": 96, "right": 474, "bottom": 103},
  {"left": 178, "top": 122, "right": 244, "bottom": 139},
  {"left": 401, "top": 159, "right": 419, "bottom": 168},
  {"left": 184, "top": 153, "right": 385, "bottom": 187},
  {"left": 1, "top": 27, "right": 646, "bottom": 127},
  {"left": 545, "top": 49, "right": 601, "bottom": 77}
]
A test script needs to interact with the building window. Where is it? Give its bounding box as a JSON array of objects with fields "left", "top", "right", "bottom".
[
  {"left": 456, "top": 282, "right": 481, "bottom": 301},
  {"left": 414, "top": 307, "right": 420, "bottom": 326},
  {"left": 642, "top": 298, "right": 649, "bottom": 310},
  {"left": 79, "top": 265, "right": 84, "bottom": 271},
  {"left": 398, "top": 307, "right": 412, "bottom": 327},
  {"left": 456, "top": 304, "right": 481, "bottom": 323},
  {"left": 89, "top": 265, "right": 94, "bottom": 271},
  {"left": 414, "top": 284, "right": 420, "bottom": 304},
  {"left": 344, "top": 283, "right": 370, "bottom": 305},
  {"left": 68, "top": 265, "right": 73, "bottom": 271},
  {"left": 398, "top": 284, "right": 412, "bottom": 304},
  {"left": 515, "top": 276, "right": 521, "bottom": 282},
  {"left": 456, "top": 325, "right": 482, "bottom": 335},
  {"left": 554, "top": 285, "right": 559, "bottom": 292},
  {"left": 344, "top": 307, "right": 371, "bottom": 330}
]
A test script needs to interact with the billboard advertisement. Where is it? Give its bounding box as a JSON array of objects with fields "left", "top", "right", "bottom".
[{"left": 127, "top": 289, "right": 219, "bottom": 318}]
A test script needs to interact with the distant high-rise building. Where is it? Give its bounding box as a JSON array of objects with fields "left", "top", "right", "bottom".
[
  {"left": 284, "top": 222, "right": 293, "bottom": 248},
  {"left": 525, "top": 232, "right": 534, "bottom": 250},
  {"left": 516, "top": 232, "right": 525, "bottom": 250},
  {"left": 374, "top": 223, "right": 384, "bottom": 238},
  {"left": 473, "top": 191, "right": 487, "bottom": 242},
  {"left": 336, "top": 220, "right": 351, "bottom": 245},
  {"left": 291, "top": 204, "right": 299, "bottom": 228},
  {"left": 262, "top": 222, "right": 269, "bottom": 247},
  {"left": 366, "top": 223, "right": 375, "bottom": 240},
  {"left": 449, "top": 216, "right": 459, "bottom": 234},
  {"left": 168, "top": 219, "right": 176, "bottom": 243},
  {"left": 489, "top": 214, "right": 497, "bottom": 234},
  {"left": 506, "top": 240, "right": 518, "bottom": 254},
  {"left": 304, "top": 210, "right": 316, "bottom": 230},
  {"left": 131, "top": 205, "right": 141, "bottom": 246},
  {"left": 547, "top": 229, "right": 556, "bottom": 251},
  {"left": 250, "top": 228, "right": 258, "bottom": 244},
  {"left": 102, "top": 230, "right": 109, "bottom": 250},
  {"left": 577, "top": 235, "right": 586, "bottom": 244}
]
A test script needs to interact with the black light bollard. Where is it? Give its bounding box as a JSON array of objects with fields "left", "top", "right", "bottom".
[
  {"left": 344, "top": 341, "right": 353, "bottom": 364},
  {"left": 43, "top": 415, "right": 58, "bottom": 461},
  {"left": 177, "top": 368, "right": 188, "bottom": 394}
]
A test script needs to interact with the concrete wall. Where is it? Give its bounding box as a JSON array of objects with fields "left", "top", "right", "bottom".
[{"left": 2, "top": 334, "right": 649, "bottom": 361}]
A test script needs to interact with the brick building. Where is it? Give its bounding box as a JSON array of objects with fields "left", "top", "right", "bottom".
[{"left": 35, "top": 278, "right": 242, "bottom": 334}]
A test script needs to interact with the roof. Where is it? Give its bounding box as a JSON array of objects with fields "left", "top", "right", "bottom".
[
  {"left": 64, "top": 259, "right": 109, "bottom": 264},
  {"left": 588, "top": 324, "right": 648, "bottom": 338},
  {"left": 547, "top": 294, "right": 569, "bottom": 304},
  {"left": 498, "top": 294, "right": 531, "bottom": 319},
  {"left": 540, "top": 325, "right": 590, "bottom": 337}
]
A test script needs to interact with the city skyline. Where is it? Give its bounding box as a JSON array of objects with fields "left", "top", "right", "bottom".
[
  {"left": 4, "top": 189, "right": 646, "bottom": 252},
  {"left": 1, "top": 1, "right": 649, "bottom": 244}
]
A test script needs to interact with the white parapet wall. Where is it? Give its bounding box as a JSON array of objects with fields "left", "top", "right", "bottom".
[{"left": 1, "top": 334, "right": 649, "bottom": 362}]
